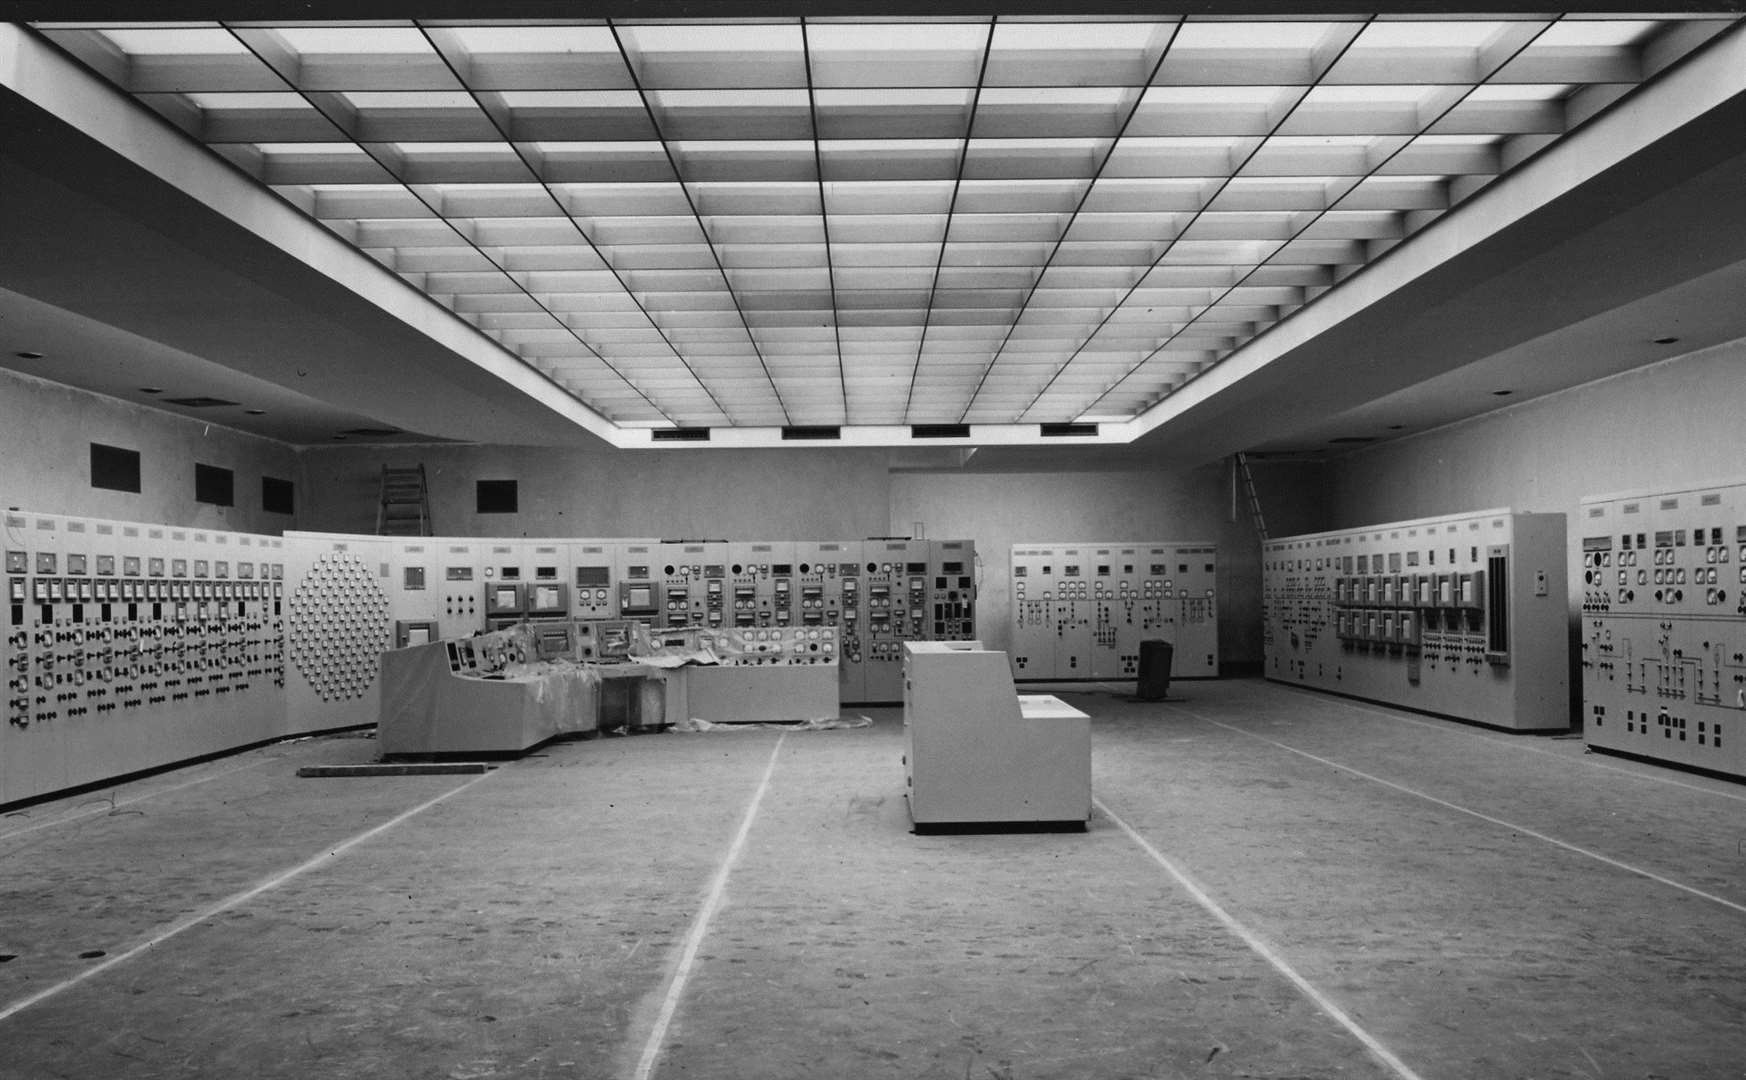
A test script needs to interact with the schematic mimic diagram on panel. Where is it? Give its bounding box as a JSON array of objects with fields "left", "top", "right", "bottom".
[
  {"left": 1262, "top": 509, "right": 1568, "bottom": 731},
  {"left": 1010, "top": 542, "right": 1218, "bottom": 681},
  {"left": 1580, "top": 481, "right": 1746, "bottom": 779}
]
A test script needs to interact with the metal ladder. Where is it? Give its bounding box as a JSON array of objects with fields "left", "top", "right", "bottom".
[
  {"left": 376, "top": 464, "right": 431, "bottom": 536},
  {"left": 1235, "top": 452, "right": 1268, "bottom": 542}
]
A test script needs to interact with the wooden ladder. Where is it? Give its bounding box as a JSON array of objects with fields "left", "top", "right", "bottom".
[{"left": 377, "top": 464, "right": 432, "bottom": 536}]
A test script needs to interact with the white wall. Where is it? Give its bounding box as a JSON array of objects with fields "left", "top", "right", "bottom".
[
  {"left": 1326, "top": 338, "right": 1746, "bottom": 607},
  {"left": 0, "top": 368, "right": 301, "bottom": 533},
  {"left": 1328, "top": 340, "right": 1745, "bottom": 526},
  {"left": 297, "top": 442, "right": 895, "bottom": 540}
]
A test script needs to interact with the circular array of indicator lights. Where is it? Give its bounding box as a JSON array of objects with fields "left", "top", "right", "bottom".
[{"left": 288, "top": 551, "right": 389, "bottom": 702}]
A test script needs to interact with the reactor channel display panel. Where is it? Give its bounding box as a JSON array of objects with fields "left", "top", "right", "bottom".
[
  {"left": 1262, "top": 509, "right": 1568, "bottom": 732},
  {"left": 1580, "top": 481, "right": 1746, "bottom": 779},
  {"left": 1009, "top": 542, "right": 1218, "bottom": 681}
]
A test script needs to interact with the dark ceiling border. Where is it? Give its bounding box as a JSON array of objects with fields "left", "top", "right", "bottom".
[{"left": 11, "top": 2, "right": 1744, "bottom": 22}]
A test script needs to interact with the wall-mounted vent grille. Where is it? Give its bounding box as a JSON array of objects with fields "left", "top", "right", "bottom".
[
  {"left": 90, "top": 443, "right": 141, "bottom": 493},
  {"left": 164, "top": 396, "right": 238, "bottom": 408},
  {"left": 652, "top": 427, "right": 711, "bottom": 442},
  {"left": 911, "top": 424, "right": 970, "bottom": 439},
  {"left": 262, "top": 476, "right": 294, "bottom": 516},
  {"left": 194, "top": 463, "right": 234, "bottom": 507},
  {"left": 476, "top": 480, "right": 517, "bottom": 515},
  {"left": 1040, "top": 423, "right": 1097, "bottom": 437},
  {"left": 781, "top": 425, "right": 840, "bottom": 440}
]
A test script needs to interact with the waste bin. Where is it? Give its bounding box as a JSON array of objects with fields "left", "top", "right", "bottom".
[{"left": 1135, "top": 639, "right": 1173, "bottom": 701}]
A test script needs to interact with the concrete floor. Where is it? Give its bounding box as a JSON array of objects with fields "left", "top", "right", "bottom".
[{"left": 1, "top": 678, "right": 1743, "bottom": 1080}]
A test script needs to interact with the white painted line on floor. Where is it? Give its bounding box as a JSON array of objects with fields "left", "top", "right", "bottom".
[
  {"left": 1096, "top": 796, "right": 1427, "bottom": 1080},
  {"left": 0, "top": 768, "right": 497, "bottom": 1025},
  {"left": 1259, "top": 682, "right": 1746, "bottom": 805},
  {"left": 0, "top": 756, "right": 274, "bottom": 843},
  {"left": 1567, "top": 753, "right": 1746, "bottom": 802},
  {"left": 1171, "top": 703, "right": 1746, "bottom": 918},
  {"left": 633, "top": 732, "right": 786, "bottom": 1080}
]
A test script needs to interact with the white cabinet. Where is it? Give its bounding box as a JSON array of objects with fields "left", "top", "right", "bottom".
[{"left": 903, "top": 642, "right": 1090, "bottom": 831}]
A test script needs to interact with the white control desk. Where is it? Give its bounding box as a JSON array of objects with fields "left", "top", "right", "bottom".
[{"left": 903, "top": 641, "right": 1091, "bottom": 831}]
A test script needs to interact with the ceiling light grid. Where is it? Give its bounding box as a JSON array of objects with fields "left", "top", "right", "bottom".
[
  {"left": 607, "top": 22, "right": 796, "bottom": 426},
  {"left": 454, "top": 53, "right": 788, "bottom": 425},
  {"left": 1076, "top": 16, "right": 1563, "bottom": 422},
  {"left": 28, "top": 13, "right": 1742, "bottom": 433},
  {"left": 799, "top": 21, "right": 850, "bottom": 423},
  {"left": 221, "top": 22, "right": 725, "bottom": 427},
  {"left": 354, "top": 30, "right": 773, "bottom": 426},
  {"left": 893, "top": 17, "right": 995, "bottom": 424},
  {"left": 981, "top": 19, "right": 1372, "bottom": 424},
  {"left": 939, "top": 21, "right": 1187, "bottom": 424}
]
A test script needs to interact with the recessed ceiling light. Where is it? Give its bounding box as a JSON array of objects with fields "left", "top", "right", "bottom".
[
  {"left": 1492, "top": 389, "right": 1514, "bottom": 396},
  {"left": 1653, "top": 336, "right": 1680, "bottom": 345},
  {"left": 140, "top": 387, "right": 163, "bottom": 394},
  {"left": 14, "top": 351, "right": 45, "bottom": 360},
  {"left": 39, "top": 12, "right": 1727, "bottom": 435}
]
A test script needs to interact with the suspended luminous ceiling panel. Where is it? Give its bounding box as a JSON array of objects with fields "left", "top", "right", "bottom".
[{"left": 30, "top": 14, "right": 1741, "bottom": 435}]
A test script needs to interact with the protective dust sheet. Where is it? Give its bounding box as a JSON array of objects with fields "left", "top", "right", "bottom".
[{"left": 379, "top": 642, "right": 602, "bottom": 756}]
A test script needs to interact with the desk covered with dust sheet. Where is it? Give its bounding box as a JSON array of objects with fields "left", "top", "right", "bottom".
[{"left": 377, "top": 638, "right": 611, "bottom": 757}]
